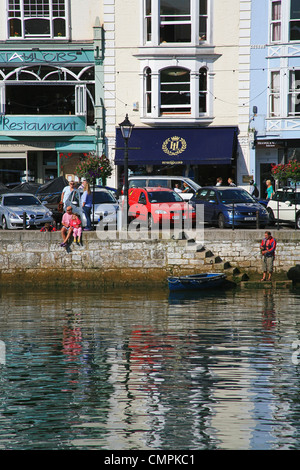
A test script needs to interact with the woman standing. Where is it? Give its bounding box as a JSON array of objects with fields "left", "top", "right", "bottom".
[
  {"left": 81, "top": 181, "right": 93, "bottom": 230},
  {"left": 266, "top": 180, "right": 274, "bottom": 200}
]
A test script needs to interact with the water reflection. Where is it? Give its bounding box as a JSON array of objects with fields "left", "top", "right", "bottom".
[{"left": 0, "top": 285, "right": 299, "bottom": 450}]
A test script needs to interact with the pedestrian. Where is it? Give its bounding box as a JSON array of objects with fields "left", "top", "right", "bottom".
[
  {"left": 174, "top": 183, "right": 182, "bottom": 193},
  {"left": 249, "top": 179, "right": 259, "bottom": 198},
  {"left": 265, "top": 179, "right": 274, "bottom": 200},
  {"left": 260, "top": 231, "right": 277, "bottom": 281},
  {"left": 40, "top": 222, "right": 57, "bottom": 232},
  {"left": 69, "top": 213, "right": 82, "bottom": 244},
  {"left": 60, "top": 180, "right": 80, "bottom": 211},
  {"left": 228, "top": 178, "right": 236, "bottom": 187},
  {"left": 60, "top": 206, "right": 74, "bottom": 247},
  {"left": 216, "top": 177, "right": 223, "bottom": 186},
  {"left": 81, "top": 180, "right": 93, "bottom": 231}
]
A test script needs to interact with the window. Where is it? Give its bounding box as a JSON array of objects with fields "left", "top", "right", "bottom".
[
  {"left": 160, "top": 67, "right": 190, "bottom": 114},
  {"left": 1, "top": 65, "right": 95, "bottom": 124},
  {"left": 144, "top": 0, "right": 208, "bottom": 45},
  {"left": 269, "top": 71, "right": 280, "bottom": 117},
  {"left": 270, "top": 0, "right": 281, "bottom": 42},
  {"left": 160, "top": 0, "right": 191, "bottom": 43},
  {"left": 290, "top": 0, "right": 300, "bottom": 40},
  {"left": 145, "top": 67, "right": 152, "bottom": 114},
  {"left": 199, "top": 67, "right": 207, "bottom": 113},
  {"left": 7, "top": 0, "right": 67, "bottom": 39},
  {"left": 288, "top": 70, "right": 300, "bottom": 115}
]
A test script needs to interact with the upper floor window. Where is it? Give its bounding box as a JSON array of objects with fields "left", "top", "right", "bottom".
[
  {"left": 269, "top": 71, "right": 280, "bottom": 116},
  {"left": 270, "top": 0, "right": 281, "bottom": 42},
  {"left": 160, "top": 67, "right": 191, "bottom": 114},
  {"left": 290, "top": 0, "right": 300, "bottom": 40},
  {"left": 288, "top": 69, "right": 300, "bottom": 115},
  {"left": 7, "top": 0, "right": 68, "bottom": 39},
  {"left": 144, "top": 0, "right": 208, "bottom": 45}
]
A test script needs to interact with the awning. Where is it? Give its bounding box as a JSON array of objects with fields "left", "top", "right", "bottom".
[{"left": 115, "top": 126, "right": 238, "bottom": 166}]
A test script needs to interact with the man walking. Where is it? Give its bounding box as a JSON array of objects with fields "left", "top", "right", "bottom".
[{"left": 260, "top": 231, "right": 277, "bottom": 281}]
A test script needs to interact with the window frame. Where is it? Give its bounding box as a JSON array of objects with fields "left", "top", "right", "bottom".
[{"left": 7, "top": 0, "right": 69, "bottom": 40}]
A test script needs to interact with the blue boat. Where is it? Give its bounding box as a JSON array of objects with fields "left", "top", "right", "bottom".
[{"left": 168, "top": 273, "right": 226, "bottom": 292}]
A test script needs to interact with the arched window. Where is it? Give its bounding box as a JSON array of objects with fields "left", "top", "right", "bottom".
[
  {"left": 160, "top": 67, "right": 190, "bottom": 114},
  {"left": 199, "top": 67, "right": 207, "bottom": 113}
]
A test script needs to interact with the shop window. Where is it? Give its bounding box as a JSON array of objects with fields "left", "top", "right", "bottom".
[
  {"left": 7, "top": 0, "right": 67, "bottom": 39},
  {"left": 160, "top": 67, "right": 190, "bottom": 114}
]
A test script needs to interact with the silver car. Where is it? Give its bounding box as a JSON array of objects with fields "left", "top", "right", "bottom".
[
  {"left": 0, "top": 192, "right": 53, "bottom": 229},
  {"left": 80, "top": 188, "right": 119, "bottom": 228}
]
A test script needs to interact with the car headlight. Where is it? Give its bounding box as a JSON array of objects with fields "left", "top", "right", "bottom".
[
  {"left": 45, "top": 211, "right": 52, "bottom": 217},
  {"left": 7, "top": 211, "right": 19, "bottom": 219},
  {"left": 155, "top": 209, "right": 168, "bottom": 214}
]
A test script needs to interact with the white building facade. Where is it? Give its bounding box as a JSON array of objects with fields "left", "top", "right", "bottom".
[{"left": 102, "top": 0, "right": 252, "bottom": 190}]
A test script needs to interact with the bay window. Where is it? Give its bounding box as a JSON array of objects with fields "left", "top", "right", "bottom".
[
  {"left": 288, "top": 70, "right": 300, "bottom": 115},
  {"left": 269, "top": 71, "right": 280, "bottom": 116},
  {"left": 7, "top": 0, "right": 68, "bottom": 39},
  {"left": 144, "top": 0, "right": 209, "bottom": 45}
]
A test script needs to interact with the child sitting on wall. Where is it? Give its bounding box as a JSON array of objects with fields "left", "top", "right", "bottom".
[{"left": 69, "top": 213, "right": 82, "bottom": 244}]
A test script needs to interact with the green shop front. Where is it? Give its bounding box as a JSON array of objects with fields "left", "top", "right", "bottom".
[{"left": 0, "top": 47, "right": 103, "bottom": 185}]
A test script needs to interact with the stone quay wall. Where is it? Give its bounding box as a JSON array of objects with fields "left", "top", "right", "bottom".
[{"left": 0, "top": 229, "right": 299, "bottom": 286}]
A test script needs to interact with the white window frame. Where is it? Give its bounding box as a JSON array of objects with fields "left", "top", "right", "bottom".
[
  {"left": 269, "top": 0, "right": 300, "bottom": 43},
  {"left": 141, "top": 61, "right": 212, "bottom": 122},
  {"left": 143, "top": 0, "right": 210, "bottom": 46},
  {"left": 7, "top": 0, "right": 69, "bottom": 40}
]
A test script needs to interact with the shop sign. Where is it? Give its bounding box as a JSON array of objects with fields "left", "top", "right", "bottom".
[
  {"left": 0, "top": 116, "right": 86, "bottom": 133},
  {"left": 0, "top": 50, "right": 94, "bottom": 65}
]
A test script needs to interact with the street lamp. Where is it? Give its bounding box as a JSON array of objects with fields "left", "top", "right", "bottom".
[{"left": 119, "top": 114, "right": 134, "bottom": 229}]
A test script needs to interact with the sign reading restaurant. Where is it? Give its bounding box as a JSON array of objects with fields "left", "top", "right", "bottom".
[{"left": 0, "top": 116, "right": 86, "bottom": 133}]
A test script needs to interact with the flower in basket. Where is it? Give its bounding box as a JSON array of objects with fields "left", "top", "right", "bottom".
[
  {"left": 271, "top": 160, "right": 300, "bottom": 183},
  {"left": 75, "top": 153, "right": 113, "bottom": 184}
]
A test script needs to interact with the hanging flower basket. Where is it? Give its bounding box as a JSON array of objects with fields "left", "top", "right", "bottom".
[
  {"left": 75, "top": 153, "right": 113, "bottom": 184},
  {"left": 271, "top": 160, "right": 300, "bottom": 184}
]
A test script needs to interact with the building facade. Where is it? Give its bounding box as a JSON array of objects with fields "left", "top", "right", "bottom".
[
  {"left": 0, "top": 0, "right": 104, "bottom": 185},
  {"left": 103, "top": 0, "right": 246, "bottom": 190},
  {"left": 250, "top": 0, "right": 300, "bottom": 196}
]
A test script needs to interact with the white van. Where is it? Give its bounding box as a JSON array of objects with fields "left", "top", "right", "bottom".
[{"left": 128, "top": 175, "right": 200, "bottom": 200}]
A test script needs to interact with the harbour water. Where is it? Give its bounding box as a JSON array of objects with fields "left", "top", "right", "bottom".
[{"left": 0, "top": 285, "right": 300, "bottom": 450}]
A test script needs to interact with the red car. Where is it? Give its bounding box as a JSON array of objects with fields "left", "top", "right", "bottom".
[{"left": 128, "top": 187, "right": 195, "bottom": 229}]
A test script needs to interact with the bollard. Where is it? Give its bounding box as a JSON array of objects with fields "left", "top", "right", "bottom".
[
  {"left": 256, "top": 210, "right": 259, "bottom": 229},
  {"left": 22, "top": 212, "right": 27, "bottom": 230}
]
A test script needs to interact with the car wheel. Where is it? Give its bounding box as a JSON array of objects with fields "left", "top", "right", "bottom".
[
  {"left": 2, "top": 216, "right": 8, "bottom": 230},
  {"left": 267, "top": 207, "right": 275, "bottom": 226},
  {"left": 296, "top": 213, "right": 300, "bottom": 230},
  {"left": 218, "top": 213, "right": 226, "bottom": 229}
]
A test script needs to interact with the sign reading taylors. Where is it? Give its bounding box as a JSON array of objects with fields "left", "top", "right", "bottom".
[
  {"left": 115, "top": 126, "right": 238, "bottom": 165},
  {"left": 0, "top": 116, "right": 86, "bottom": 133},
  {"left": 0, "top": 50, "right": 94, "bottom": 65}
]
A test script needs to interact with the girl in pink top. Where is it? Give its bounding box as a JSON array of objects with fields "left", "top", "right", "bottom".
[{"left": 69, "top": 214, "right": 82, "bottom": 243}]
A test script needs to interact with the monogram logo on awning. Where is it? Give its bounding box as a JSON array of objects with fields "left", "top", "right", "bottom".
[{"left": 162, "top": 136, "right": 187, "bottom": 156}]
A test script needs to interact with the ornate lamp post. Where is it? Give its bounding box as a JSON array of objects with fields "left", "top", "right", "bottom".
[{"left": 119, "top": 114, "right": 134, "bottom": 229}]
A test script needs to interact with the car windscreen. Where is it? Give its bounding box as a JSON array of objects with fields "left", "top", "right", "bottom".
[
  {"left": 147, "top": 191, "right": 183, "bottom": 203},
  {"left": 218, "top": 189, "right": 255, "bottom": 204},
  {"left": 93, "top": 192, "right": 116, "bottom": 204},
  {"left": 3, "top": 195, "right": 41, "bottom": 206}
]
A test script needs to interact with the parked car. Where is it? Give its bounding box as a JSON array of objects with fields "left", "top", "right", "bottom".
[
  {"left": 0, "top": 193, "right": 53, "bottom": 229},
  {"left": 189, "top": 186, "right": 269, "bottom": 228},
  {"left": 128, "top": 175, "right": 200, "bottom": 200},
  {"left": 128, "top": 187, "right": 195, "bottom": 229},
  {"left": 82, "top": 188, "right": 119, "bottom": 228},
  {"left": 267, "top": 187, "right": 300, "bottom": 229}
]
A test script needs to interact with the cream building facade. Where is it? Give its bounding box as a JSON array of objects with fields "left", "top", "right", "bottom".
[{"left": 102, "top": 0, "right": 253, "bottom": 190}]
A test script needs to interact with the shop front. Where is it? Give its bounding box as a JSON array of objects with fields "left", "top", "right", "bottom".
[{"left": 115, "top": 126, "right": 238, "bottom": 188}]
